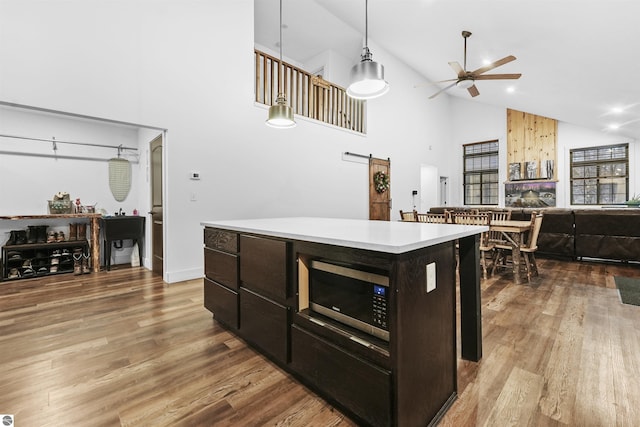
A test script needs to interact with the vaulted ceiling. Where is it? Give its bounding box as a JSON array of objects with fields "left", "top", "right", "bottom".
[{"left": 255, "top": 0, "right": 640, "bottom": 140}]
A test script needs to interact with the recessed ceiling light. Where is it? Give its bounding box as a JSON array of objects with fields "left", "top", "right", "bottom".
[
  {"left": 611, "top": 107, "right": 623, "bottom": 114},
  {"left": 506, "top": 86, "right": 515, "bottom": 93},
  {"left": 608, "top": 123, "right": 620, "bottom": 130},
  {"left": 482, "top": 59, "right": 491, "bottom": 65}
]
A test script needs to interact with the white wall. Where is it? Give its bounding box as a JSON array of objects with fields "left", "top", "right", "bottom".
[{"left": 0, "top": 0, "right": 453, "bottom": 283}]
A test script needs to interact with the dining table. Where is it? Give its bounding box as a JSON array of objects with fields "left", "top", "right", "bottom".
[{"left": 489, "top": 219, "right": 532, "bottom": 284}]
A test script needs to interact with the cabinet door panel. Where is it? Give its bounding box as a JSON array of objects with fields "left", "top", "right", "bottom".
[
  {"left": 291, "top": 325, "right": 391, "bottom": 427},
  {"left": 204, "top": 228, "right": 238, "bottom": 253},
  {"left": 204, "top": 248, "right": 239, "bottom": 290},
  {"left": 204, "top": 278, "right": 239, "bottom": 329},
  {"left": 240, "top": 235, "right": 288, "bottom": 301},
  {"left": 240, "top": 287, "right": 289, "bottom": 364}
]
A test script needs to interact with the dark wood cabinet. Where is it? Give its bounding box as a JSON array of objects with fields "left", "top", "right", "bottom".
[
  {"left": 291, "top": 324, "right": 392, "bottom": 427},
  {"left": 240, "top": 234, "right": 289, "bottom": 302},
  {"left": 203, "top": 228, "right": 240, "bottom": 328},
  {"left": 202, "top": 222, "right": 475, "bottom": 427},
  {"left": 239, "top": 287, "right": 289, "bottom": 363},
  {"left": 204, "top": 278, "right": 239, "bottom": 329}
]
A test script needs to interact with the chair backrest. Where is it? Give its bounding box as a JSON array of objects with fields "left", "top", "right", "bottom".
[
  {"left": 524, "top": 213, "right": 544, "bottom": 250},
  {"left": 417, "top": 213, "right": 448, "bottom": 223},
  {"left": 490, "top": 209, "right": 512, "bottom": 222},
  {"left": 399, "top": 209, "right": 417, "bottom": 222},
  {"left": 452, "top": 212, "right": 490, "bottom": 225}
]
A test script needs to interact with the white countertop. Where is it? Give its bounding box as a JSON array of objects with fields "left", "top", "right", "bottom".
[{"left": 201, "top": 217, "right": 487, "bottom": 254}]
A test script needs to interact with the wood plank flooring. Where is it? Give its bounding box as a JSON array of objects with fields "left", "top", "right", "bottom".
[{"left": 1, "top": 258, "right": 639, "bottom": 426}]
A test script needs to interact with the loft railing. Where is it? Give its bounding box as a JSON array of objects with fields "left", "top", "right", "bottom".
[{"left": 254, "top": 49, "right": 366, "bottom": 134}]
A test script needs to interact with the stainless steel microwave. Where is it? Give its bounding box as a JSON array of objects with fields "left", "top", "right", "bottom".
[{"left": 309, "top": 260, "right": 389, "bottom": 341}]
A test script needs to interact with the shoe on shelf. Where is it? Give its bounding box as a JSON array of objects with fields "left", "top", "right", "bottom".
[
  {"left": 82, "top": 252, "right": 91, "bottom": 274},
  {"left": 8, "top": 268, "right": 21, "bottom": 279},
  {"left": 37, "top": 266, "right": 49, "bottom": 274},
  {"left": 47, "top": 231, "right": 58, "bottom": 243},
  {"left": 57, "top": 231, "right": 66, "bottom": 242},
  {"left": 51, "top": 257, "right": 60, "bottom": 266},
  {"left": 7, "top": 251, "right": 22, "bottom": 261},
  {"left": 15, "top": 230, "right": 27, "bottom": 245},
  {"left": 28, "top": 226, "right": 38, "bottom": 244},
  {"left": 50, "top": 265, "right": 58, "bottom": 273},
  {"left": 36, "top": 225, "right": 48, "bottom": 243},
  {"left": 22, "top": 267, "right": 35, "bottom": 277}
]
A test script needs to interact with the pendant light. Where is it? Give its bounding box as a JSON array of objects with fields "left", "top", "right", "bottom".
[
  {"left": 347, "top": 0, "right": 389, "bottom": 100},
  {"left": 266, "top": 0, "right": 296, "bottom": 128}
]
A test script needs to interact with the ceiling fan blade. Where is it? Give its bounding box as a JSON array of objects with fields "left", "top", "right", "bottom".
[
  {"left": 413, "top": 78, "right": 458, "bottom": 89},
  {"left": 467, "top": 85, "right": 480, "bottom": 97},
  {"left": 428, "top": 82, "right": 457, "bottom": 99},
  {"left": 474, "top": 73, "right": 522, "bottom": 80},
  {"left": 448, "top": 61, "right": 465, "bottom": 78},
  {"left": 471, "top": 55, "right": 516, "bottom": 75}
]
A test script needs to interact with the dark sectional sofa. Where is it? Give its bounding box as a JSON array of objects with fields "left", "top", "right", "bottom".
[{"left": 428, "top": 206, "right": 640, "bottom": 263}]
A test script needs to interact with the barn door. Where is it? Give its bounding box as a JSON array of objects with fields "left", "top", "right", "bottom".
[{"left": 369, "top": 157, "right": 391, "bottom": 221}]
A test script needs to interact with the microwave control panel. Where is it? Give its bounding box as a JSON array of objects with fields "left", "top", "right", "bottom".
[{"left": 372, "top": 285, "right": 388, "bottom": 329}]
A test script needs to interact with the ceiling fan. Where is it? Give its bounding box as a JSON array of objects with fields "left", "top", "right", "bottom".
[{"left": 429, "top": 30, "right": 521, "bottom": 99}]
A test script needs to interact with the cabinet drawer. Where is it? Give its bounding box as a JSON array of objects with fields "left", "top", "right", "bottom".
[
  {"left": 291, "top": 325, "right": 392, "bottom": 427},
  {"left": 240, "top": 235, "right": 288, "bottom": 301},
  {"left": 204, "top": 247, "right": 239, "bottom": 290},
  {"left": 204, "top": 278, "right": 239, "bottom": 329},
  {"left": 240, "top": 287, "right": 289, "bottom": 364},
  {"left": 204, "top": 228, "right": 238, "bottom": 253}
]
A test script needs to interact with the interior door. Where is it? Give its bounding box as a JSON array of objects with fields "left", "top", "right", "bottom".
[
  {"left": 149, "top": 135, "right": 163, "bottom": 277},
  {"left": 369, "top": 157, "right": 391, "bottom": 221}
]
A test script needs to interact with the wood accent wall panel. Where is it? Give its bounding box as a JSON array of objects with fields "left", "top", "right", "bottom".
[{"left": 507, "top": 109, "right": 558, "bottom": 180}]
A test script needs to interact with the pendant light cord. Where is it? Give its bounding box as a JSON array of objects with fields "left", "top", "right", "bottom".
[
  {"left": 365, "top": 0, "right": 368, "bottom": 48},
  {"left": 278, "top": 0, "right": 284, "bottom": 96}
]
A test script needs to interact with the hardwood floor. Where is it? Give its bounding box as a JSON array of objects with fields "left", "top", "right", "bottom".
[{"left": 1, "top": 258, "right": 639, "bottom": 426}]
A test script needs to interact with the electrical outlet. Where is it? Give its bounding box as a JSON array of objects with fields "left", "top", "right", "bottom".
[{"left": 426, "top": 262, "right": 436, "bottom": 293}]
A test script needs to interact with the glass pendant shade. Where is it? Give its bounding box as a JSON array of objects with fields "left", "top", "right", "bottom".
[{"left": 266, "top": 94, "right": 296, "bottom": 128}]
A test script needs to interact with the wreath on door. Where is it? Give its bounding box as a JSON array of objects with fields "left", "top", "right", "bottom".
[{"left": 373, "top": 171, "right": 390, "bottom": 193}]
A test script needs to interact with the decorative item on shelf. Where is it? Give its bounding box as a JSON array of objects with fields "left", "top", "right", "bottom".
[
  {"left": 48, "top": 192, "right": 73, "bottom": 214},
  {"left": 373, "top": 170, "right": 390, "bottom": 193},
  {"left": 625, "top": 194, "right": 640, "bottom": 207},
  {"left": 525, "top": 161, "right": 538, "bottom": 180},
  {"left": 509, "top": 162, "right": 522, "bottom": 181},
  {"left": 540, "top": 159, "right": 554, "bottom": 179}
]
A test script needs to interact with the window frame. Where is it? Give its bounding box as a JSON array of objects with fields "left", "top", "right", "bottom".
[
  {"left": 463, "top": 139, "right": 499, "bottom": 206},
  {"left": 569, "top": 143, "right": 629, "bottom": 205}
]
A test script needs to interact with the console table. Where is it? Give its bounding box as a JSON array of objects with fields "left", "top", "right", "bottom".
[
  {"left": 200, "top": 217, "right": 486, "bottom": 426},
  {"left": 100, "top": 216, "right": 145, "bottom": 270}
]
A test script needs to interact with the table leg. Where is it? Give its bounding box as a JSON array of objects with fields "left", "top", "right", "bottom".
[
  {"left": 511, "top": 233, "right": 522, "bottom": 285},
  {"left": 90, "top": 217, "right": 100, "bottom": 273},
  {"left": 458, "top": 234, "right": 482, "bottom": 362}
]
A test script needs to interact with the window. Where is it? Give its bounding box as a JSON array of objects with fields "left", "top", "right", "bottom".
[
  {"left": 463, "top": 140, "right": 499, "bottom": 205},
  {"left": 570, "top": 143, "right": 628, "bottom": 205}
]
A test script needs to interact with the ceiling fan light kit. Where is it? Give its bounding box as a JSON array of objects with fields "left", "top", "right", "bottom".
[
  {"left": 429, "top": 30, "right": 521, "bottom": 99},
  {"left": 347, "top": 0, "right": 389, "bottom": 100},
  {"left": 266, "top": 0, "right": 296, "bottom": 129}
]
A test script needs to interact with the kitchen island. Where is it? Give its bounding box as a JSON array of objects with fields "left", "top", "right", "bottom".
[{"left": 201, "top": 217, "right": 486, "bottom": 427}]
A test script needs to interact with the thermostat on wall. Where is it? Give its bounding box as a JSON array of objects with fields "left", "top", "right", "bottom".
[{"left": 190, "top": 171, "right": 201, "bottom": 180}]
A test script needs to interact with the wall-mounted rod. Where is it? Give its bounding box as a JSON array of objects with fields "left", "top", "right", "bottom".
[
  {"left": 343, "top": 151, "right": 371, "bottom": 159},
  {"left": 0, "top": 133, "right": 138, "bottom": 151}
]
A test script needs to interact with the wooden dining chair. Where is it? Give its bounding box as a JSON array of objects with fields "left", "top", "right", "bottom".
[
  {"left": 451, "top": 212, "right": 495, "bottom": 278},
  {"left": 416, "top": 212, "right": 448, "bottom": 223},
  {"left": 399, "top": 209, "right": 418, "bottom": 222},
  {"left": 486, "top": 209, "right": 512, "bottom": 245},
  {"left": 492, "top": 212, "right": 544, "bottom": 282}
]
